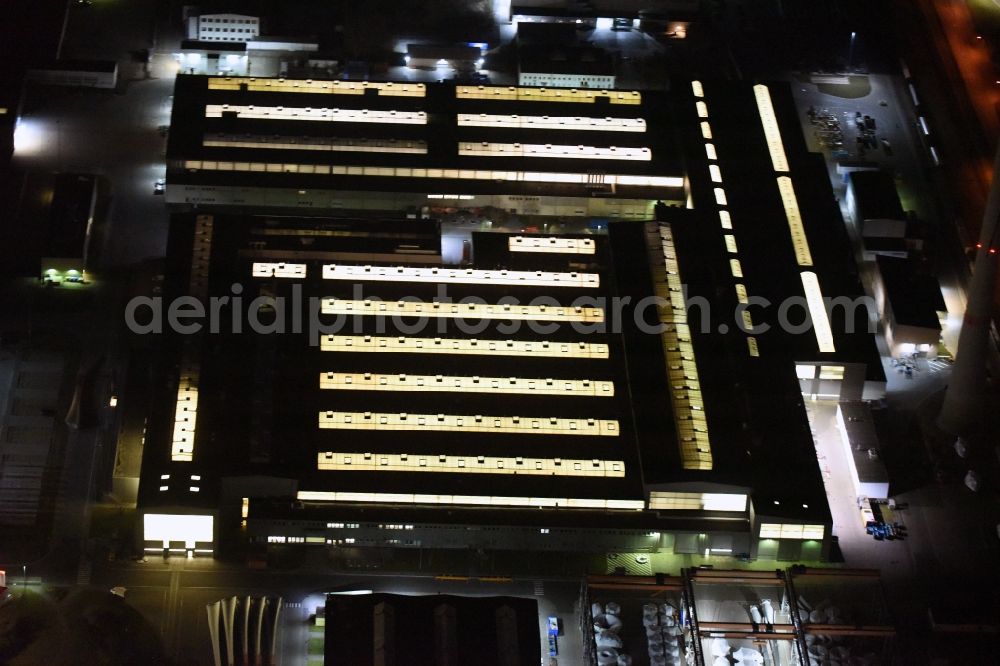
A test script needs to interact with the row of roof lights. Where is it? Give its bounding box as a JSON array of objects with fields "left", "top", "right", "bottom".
[
  {"left": 317, "top": 451, "right": 625, "bottom": 477},
  {"left": 320, "top": 335, "right": 610, "bottom": 358},
  {"left": 455, "top": 85, "right": 641, "bottom": 105},
  {"left": 298, "top": 490, "right": 645, "bottom": 510},
  {"left": 321, "top": 372, "right": 614, "bottom": 396},
  {"left": 205, "top": 105, "right": 428, "bottom": 124},
  {"left": 458, "top": 142, "right": 651, "bottom": 161},
  {"left": 321, "top": 264, "right": 599, "bottom": 288},
  {"left": 252, "top": 262, "right": 306, "bottom": 278},
  {"left": 318, "top": 411, "right": 620, "bottom": 436},
  {"left": 509, "top": 236, "right": 596, "bottom": 254},
  {"left": 320, "top": 299, "right": 606, "bottom": 323},
  {"left": 207, "top": 77, "right": 426, "bottom": 97},
  {"left": 204, "top": 135, "right": 428, "bottom": 154},
  {"left": 456, "top": 113, "right": 646, "bottom": 132},
  {"left": 181, "top": 160, "right": 685, "bottom": 189}
]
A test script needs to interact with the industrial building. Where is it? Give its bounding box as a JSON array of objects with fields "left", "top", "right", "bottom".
[{"left": 138, "top": 76, "right": 884, "bottom": 563}]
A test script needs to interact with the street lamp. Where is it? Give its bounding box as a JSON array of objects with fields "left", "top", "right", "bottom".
[{"left": 847, "top": 31, "right": 857, "bottom": 73}]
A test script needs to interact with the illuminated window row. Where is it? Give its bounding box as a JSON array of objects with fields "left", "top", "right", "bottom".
[
  {"left": 171, "top": 384, "right": 197, "bottom": 462},
  {"left": 181, "top": 160, "right": 685, "bottom": 189},
  {"left": 318, "top": 451, "right": 625, "bottom": 476},
  {"left": 800, "top": 271, "right": 836, "bottom": 352},
  {"left": 320, "top": 299, "right": 605, "bottom": 323},
  {"left": 753, "top": 84, "right": 790, "bottom": 172},
  {"left": 252, "top": 262, "right": 306, "bottom": 278},
  {"left": 777, "top": 176, "right": 814, "bottom": 267},
  {"left": 652, "top": 225, "right": 713, "bottom": 470},
  {"left": 509, "top": 236, "right": 595, "bottom": 254},
  {"left": 321, "top": 264, "right": 599, "bottom": 288},
  {"left": 457, "top": 113, "right": 646, "bottom": 132},
  {"left": 204, "top": 135, "right": 427, "bottom": 154},
  {"left": 205, "top": 104, "right": 427, "bottom": 124},
  {"left": 320, "top": 372, "right": 614, "bottom": 397},
  {"left": 207, "top": 77, "right": 426, "bottom": 97},
  {"left": 458, "top": 142, "right": 651, "bottom": 161},
  {"left": 320, "top": 335, "right": 609, "bottom": 358},
  {"left": 319, "top": 411, "right": 619, "bottom": 436},
  {"left": 649, "top": 491, "right": 747, "bottom": 512},
  {"left": 298, "top": 490, "right": 644, "bottom": 510},
  {"left": 759, "top": 523, "right": 825, "bottom": 540},
  {"left": 456, "top": 85, "right": 641, "bottom": 105}
]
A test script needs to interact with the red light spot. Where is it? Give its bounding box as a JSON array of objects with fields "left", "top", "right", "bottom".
[
  {"left": 977, "top": 242, "right": 983, "bottom": 248},
  {"left": 991, "top": 248, "right": 998, "bottom": 254}
]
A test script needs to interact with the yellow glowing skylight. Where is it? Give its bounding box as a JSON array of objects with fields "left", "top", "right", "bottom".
[
  {"left": 252, "top": 262, "right": 306, "bottom": 278},
  {"left": 297, "top": 490, "right": 645, "bottom": 510},
  {"left": 649, "top": 491, "right": 747, "bottom": 511},
  {"left": 322, "top": 264, "right": 599, "bottom": 288},
  {"left": 204, "top": 135, "right": 427, "bottom": 154},
  {"left": 724, "top": 234, "right": 738, "bottom": 254},
  {"left": 759, "top": 523, "right": 825, "bottom": 540},
  {"left": 753, "top": 84, "right": 790, "bottom": 172},
  {"left": 207, "top": 77, "right": 426, "bottom": 97},
  {"left": 318, "top": 451, "right": 625, "bottom": 477},
  {"left": 205, "top": 104, "right": 428, "bottom": 124},
  {"left": 701, "top": 121, "right": 713, "bottom": 140},
  {"left": 457, "top": 113, "right": 646, "bottom": 132},
  {"left": 777, "top": 176, "right": 814, "bottom": 267},
  {"left": 691, "top": 80, "right": 705, "bottom": 98},
  {"left": 455, "top": 85, "right": 641, "bottom": 105},
  {"left": 509, "top": 236, "right": 596, "bottom": 254},
  {"left": 320, "top": 299, "right": 605, "bottom": 322},
  {"left": 800, "top": 271, "right": 836, "bottom": 352},
  {"left": 320, "top": 335, "right": 609, "bottom": 358},
  {"left": 321, "top": 372, "right": 614, "bottom": 396},
  {"left": 319, "top": 411, "right": 619, "bottom": 436},
  {"left": 459, "top": 142, "right": 651, "bottom": 161}
]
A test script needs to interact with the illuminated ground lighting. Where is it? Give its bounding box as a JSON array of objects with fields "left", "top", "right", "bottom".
[
  {"left": 458, "top": 142, "right": 651, "bottom": 161},
  {"left": 181, "top": 160, "right": 684, "bottom": 189},
  {"left": 320, "top": 335, "right": 610, "bottom": 358},
  {"left": 457, "top": 113, "right": 646, "bottom": 132},
  {"left": 204, "top": 105, "right": 428, "bottom": 124},
  {"left": 252, "top": 262, "right": 306, "bottom": 278},
  {"left": 320, "top": 299, "right": 605, "bottom": 323},
  {"left": 456, "top": 85, "right": 641, "bottom": 105},
  {"left": 651, "top": 225, "right": 713, "bottom": 470},
  {"left": 207, "top": 77, "right": 426, "bottom": 97},
  {"left": 322, "top": 264, "right": 599, "bottom": 288},
  {"left": 320, "top": 372, "right": 614, "bottom": 396},
  {"left": 204, "top": 135, "right": 427, "bottom": 154},
  {"left": 753, "top": 84, "right": 790, "bottom": 172},
  {"left": 776, "top": 176, "right": 814, "bottom": 267},
  {"left": 318, "top": 451, "right": 625, "bottom": 476},
  {"left": 800, "top": 271, "right": 837, "bottom": 353},
  {"left": 319, "top": 411, "right": 619, "bottom": 436},
  {"left": 509, "top": 236, "right": 596, "bottom": 254},
  {"left": 298, "top": 490, "right": 644, "bottom": 510}
]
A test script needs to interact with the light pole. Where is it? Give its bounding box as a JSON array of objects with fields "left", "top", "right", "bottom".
[
  {"left": 22, "top": 564, "right": 27, "bottom": 596},
  {"left": 847, "top": 31, "right": 857, "bottom": 73}
]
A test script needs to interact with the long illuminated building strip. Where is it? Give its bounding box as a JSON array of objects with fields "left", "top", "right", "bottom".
[
  {"left": 509, "top": 236, "right": 595, "bottom": 254},
  {"left": 753, "top": 84, "right": 790, "bottom": 172},
  {"left": 459, "top": 142, "right": 651, "bottom": 161},
  {"left": 318, "top": 451, "right": 625, "bottom": 477},
  {"left": 457, "top": 113, "right": 646, "bottom": 132},
  {"left": 652, "top": 225, "right": 713, "bottom": 470},
  {"left": 204, "top": 135, "right": 427, "bottom": 155},
  {"left": 320, "top": 411, "right": 619, "bottom": 436},
  {"left": 298, "top": 490, "right": 644, "bottom": 510},
  {"left": 320, "top": 335, "right": 610, "bottom": 359},
  {"left": 776, "top": 176, "right": 814, "bottom": 267},
  {"left": 800, "top": 272, "right": 836, "bottom": 352},
  {"left": 456, "top": 85, "right": 641, "bottom": 105},
  {"left": 181, "top": 160, "right": 682, "bottom": 189},
  {"left": 205, "top": 105, "right": 427, "bottom": 124},
  {"left": 207, "top": 77, "right": 426, "bottom": 97},
  {"left": 322, "top": 264, "right": 599, "bottom": 288},
  {"left": 321, "top": 372, "right": 614, "bottom": 397},
  {"left": 252, "top": 262, "right": 306, "bottom": 278},
  {"left": 321, "top": 299, "right": 605, "bottom": 323}
]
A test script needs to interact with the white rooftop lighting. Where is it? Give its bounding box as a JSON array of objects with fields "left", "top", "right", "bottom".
[
  {"left": 459, "top": 142, "right": 652, "bottom": 161},
  {"left": 320, "top": 372, "right": 614, "bottom": 397},
  {"left": 204, "top": 105, "right": 428, "bottom": 124},
  {"left": 753, "top": 84, "right": 790, "bottom": 173},
  {"left": 320, "top": 335, "right": 610, "bottom": 359},
  {"left": 455, "top": 85, "right": 641, "bottom": 105},
  {"left": 776, "top": 176, "right": 814, "bottom": 267},
  {"left": 318, "top": 411, "right": 619, "bottom": 436},
  {"left": 457, "top": 113, "right": 646, "bottom": 132},
  {"left": 207, "top": 77, "right": 426, "bottom": 97},
  {"left": 204, "top": 135, "right": 428, "bottom": 155},
  {"left": 252, "top": 262, "right": 306, "bottom": 278},
  {"left": 320, "top": 299, "right": 605, "bottom": 323},
  {"left": 322, "top": 264, "right": 599, "bottom": 288},
  {"left": 318, "top": 451, "right": 625, "bottom": 477},
  {"left": 800, "top": 271, "right": 837, "bottom": 353},
  {"left": 691, "top": 80, "right": 705, "bottom": 98},
  {"left": 297, "top": 490, "right": 645, "bottom": 510},
  {"left": 509, "top": 236, "right": 596, "bottom": 255}
]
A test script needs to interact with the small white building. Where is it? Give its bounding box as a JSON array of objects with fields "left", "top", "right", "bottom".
[{"left": 186, "top": 13, "right": 260, "bottom": 42}]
